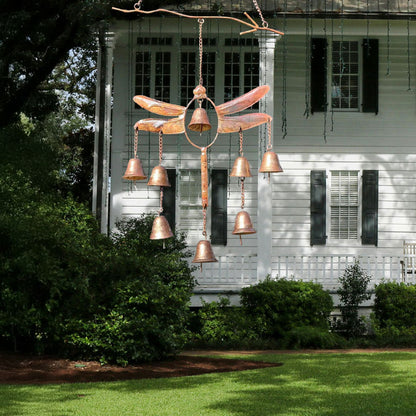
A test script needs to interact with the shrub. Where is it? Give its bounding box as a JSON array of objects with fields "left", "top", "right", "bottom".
[
  {"left": 373, "top": 282, "right": 416, "bottom": 329},
  {"left": 372, "top": 282, "right": 416, "bottom": 346},
  {"left": 240, "top": 277, "right": 333, "bottom": 339},
  {"left": 335, "top": 260, "right": 371, "bottom": 338},
  {"left": 282, "top": 326, "right": 347, "bottom": 349},
  {"left": 192, "top": 297, "right": 258, "bottom": 348},
  {"left": 63, "top": 215, "right": 196, "bottom": 364}
]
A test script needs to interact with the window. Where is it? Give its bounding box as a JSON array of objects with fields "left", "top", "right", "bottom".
[
  {"left": 180, "top": 38, "right": 217, "bottom": 106},
  {"left": 167, "top": 169, "right": 227, "bottom": 245},
  {"left": 310, "top": 170, "right": 378, "bottom": 246},
  {"left": 330, "top": 171, "right": 359, "bottom": 239},
  {"left": 224, "top": 39, "right": 259, "bottom": 107},
  {"left": 135, "top": 36, "right": 260, "bottom": 110},
  {"left": 135, "top": 38, "right": 172, "bottom": 103},
  {"left": 311, "top": 38, "right": 378, "bottom": 114},
  {"left": 331, "top": 41, "right": 359, "bottom": 110}
]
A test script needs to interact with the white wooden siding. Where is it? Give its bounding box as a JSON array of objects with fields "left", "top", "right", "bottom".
[{"left": 109, "top": 18, "right": 416, "bottom": 290}]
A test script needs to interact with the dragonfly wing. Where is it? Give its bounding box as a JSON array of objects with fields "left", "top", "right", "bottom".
[
  {"left": 133, "top": 95, "right": 185, "bottom": 116},
  {"left": 159, "top": 115, "right": 185, "bottom": 134},
  {"left": 135, "top": 119, "right": 167, "bottom": 133},
  {"left": 135, "top": 115, "right": 185, "bottom": 135},
  {"left": 216, "top": 86, "right": 270, "bottom": 117},
  {"left": 218, "top": 113, "right": 272, "bottom": 133}
]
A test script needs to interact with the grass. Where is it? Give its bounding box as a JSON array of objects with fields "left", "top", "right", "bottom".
[{"left": 1, "top": 351, "right": 416, "bottom": 416}]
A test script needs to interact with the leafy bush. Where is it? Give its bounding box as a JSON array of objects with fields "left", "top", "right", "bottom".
[
  {"left": 282, "top": 326, "right": 347, "bottom": 349},
  {"left": 63, "top": 216, "right": 196, "bottom": 364},
  {"left": 0, "top": 165, "right": 109, "bottom": 353},
  {"left": 192, "top": 297, "right": 258, "bottom": 348},
  {"left": 373, "top": 282, "right": 416, "bottom": 329},
  {"left": 240, "top": 277, "right": 333, "bottom": 339},
  {"left": 335, "top": 260, "right": 371, "bottom": 338}
]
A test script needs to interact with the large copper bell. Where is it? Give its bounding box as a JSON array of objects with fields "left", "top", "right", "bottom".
[
  {"left": 233, "top": 210, "right": 256, "bottom": 239},
  {"left": 147, "top": 165, "right": 171, "bottom": 186},
  {"left": 192, "top": 240, "right": 217, "bottom": 265},
  {"left": 123, "top": 158, "right": 147, "bottom": 180},
  {"left": 230, "top": 156, "right": 252, "bottom": 177},
  {"left": 259, "top": 150, "right": 283, "bottom": 174},
  {"left": 150, "top": 215, "right": 173, "bottom": 240},
  {"left": 188, "top": 108, "right": 212, "bottom": 133}
]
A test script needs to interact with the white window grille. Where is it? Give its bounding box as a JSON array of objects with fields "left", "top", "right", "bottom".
[
  {"left": 330, "top": 171, "right": 359, "bottom": 239},
  {"left": 331, "top": 41, "right": 359, "bottom": 110}
]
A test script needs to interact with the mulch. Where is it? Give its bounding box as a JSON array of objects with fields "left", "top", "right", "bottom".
[
  {"left": 2, "top": 348, "right": 415, "bottom": 385},
  {"left": 0, "top": 352, "right": 282, "bottom": 385}
]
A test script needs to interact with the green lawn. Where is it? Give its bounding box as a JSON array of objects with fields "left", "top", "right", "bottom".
[{"left": 1, "top": 352, "right": 416, "bottom": 416}]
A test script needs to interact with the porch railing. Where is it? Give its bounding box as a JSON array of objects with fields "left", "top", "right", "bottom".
[{"left": 193, "top": 254, "right": 411, "bottom": 290}]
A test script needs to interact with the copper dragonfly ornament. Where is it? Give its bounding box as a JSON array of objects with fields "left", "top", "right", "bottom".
[{"left": 132, "top": 84, "right": 271, "bottom": 136}]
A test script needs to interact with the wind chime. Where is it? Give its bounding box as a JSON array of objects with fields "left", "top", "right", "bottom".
[{"left": 116, "top": 1, "right": 284, "bottom": 268}]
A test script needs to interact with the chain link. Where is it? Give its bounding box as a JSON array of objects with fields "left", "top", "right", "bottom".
[
  {"left": 239, "top": 128, "right": 243, "bottom": 156},
  {"left": 267, "top": 120, "right": 272, "bottom": 150},
  {"left": 159, "top": 187, "right": 164, "bottom": 214},
  {"left": 158, "top": 130, "right": 163, "bottom": 164},
  {"left": 198, "top": 19, "right": 204, "bottom": 86},
  {"left": 133, "top": 128, "right": 139, "bottom": 158},
  {"left": 202, "top": 207, "right": 207, "bottom": 237},
  {"left": 240, "top": 178, "right": 245, "bottom": 210},
  {"left": 251, "top": 0, "right": 268, "bottom": 28}
]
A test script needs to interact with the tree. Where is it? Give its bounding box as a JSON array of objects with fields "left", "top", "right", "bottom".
[{"left": 0, "top": 0, "right": 194, "bottom": 127}]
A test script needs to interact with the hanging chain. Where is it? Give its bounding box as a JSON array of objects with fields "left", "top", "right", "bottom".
[
  {"left": 133, "top": 128, "right": 139, "bottom": 158},
  {"left": 386, "top": 0, "right": 391, "bottom": 76},
  {"left": 240, "top": 178, "right": 245, "bottom": 210},
  {"left": 159, "top": 187, "right": 164, "bottom": 214},
  {"left": 251, "top": 0, "right": 268, "bottom": 28},
  {"left": 158, "top": 130, "right": 163, "bottom": 164},
  {"left": 239, "top": 128, "right": 244, "bottom": 156},
  {"left": 267, "top": 120, "right": 272, "bottom": 150},
  {"left": 198, "top": 19, "right": 204, "bottom": 86},
  {"left": 202, "top": 207, "right": 207, "bottom": 238},
  {"left": 407, "top": 0, "right": 412, "bottom": 90}
]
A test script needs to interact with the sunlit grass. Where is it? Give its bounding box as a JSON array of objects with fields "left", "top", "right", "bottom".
[{"left": 1, "top": 352, "right": 416, "bottom": 416}]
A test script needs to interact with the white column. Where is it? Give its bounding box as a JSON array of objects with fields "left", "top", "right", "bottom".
[
  {"left": 256, "top": 32, "right": 280, "bottom": 281},
  {"left": 93, "top": 30, "right": 115, "bottom": 234}
]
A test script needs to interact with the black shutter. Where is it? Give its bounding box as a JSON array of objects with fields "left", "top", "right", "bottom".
[
  {"left": 362, "top": 170, "right": 378, "bottom": 245},
  {"left": 310, "top": 170, "right": 327, "bottom": 245},
  {"left": 311, "top": 38, "right": 327, "bottom": 113},
  {"left": 362, "top": 39, "right": 379, "bottom": 114},
  {"left": 162, "top": 169, "right": 176, "bottom": 231},
  {"left": 211, "top": 170, "right": 227, "bottom": 245}
]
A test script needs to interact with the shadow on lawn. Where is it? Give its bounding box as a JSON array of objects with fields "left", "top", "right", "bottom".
[
  {"left": 205, "top": 352, "right": 416, "bottom": 416},
  {"left": 2, "top": 353, "right": 416, "bottom": 416}
]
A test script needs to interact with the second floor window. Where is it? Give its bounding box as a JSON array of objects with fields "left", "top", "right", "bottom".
[{"left": 331, "top": 41, "right": 359, "bottom": 111}]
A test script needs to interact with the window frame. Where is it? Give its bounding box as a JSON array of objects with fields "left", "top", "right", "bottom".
[
  {"left": 326, "top": 170, "right": 363, "bottom": 246},
  {"left": 134, "top": 35, "right": 261, "bottom": 111},
  {"left": 328, "top": 38, "right": 362, "bottom": 113}
]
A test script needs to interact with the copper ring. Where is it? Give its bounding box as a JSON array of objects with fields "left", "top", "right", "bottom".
[{"left": 183, "top": 96, "right": 220, "bottom": 150}]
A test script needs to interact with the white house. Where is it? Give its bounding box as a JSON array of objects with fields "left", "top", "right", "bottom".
[{"left": 94, "top": 0, "right": 416, "bottom": 304}]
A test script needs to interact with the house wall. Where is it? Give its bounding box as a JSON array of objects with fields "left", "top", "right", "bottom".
[
  {"left": 108, "top": 17, "right": 416, "bottom": 295},
  {"left": 271, "top": 19, "right": 416, "bottom": 259}
]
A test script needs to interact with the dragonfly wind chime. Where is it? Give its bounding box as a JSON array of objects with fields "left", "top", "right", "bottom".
[{"left": 115, "top": 1, "right": 284, "bottom": 268}]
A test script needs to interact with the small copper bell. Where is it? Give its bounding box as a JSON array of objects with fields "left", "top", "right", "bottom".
[
  {"left": 188, "top": 108, "right": 212, "bottom": 133},
  {"left": 147, "top": 165, "right": 171, "bottom": 187},
  {"left": 230, "top": 156, "right": 252, "bottom": 177},
  {"left": 192, "top": 240, "right": 217, "bottom": 265},
  {"left": 123, "top": 158, "right": 147, "bottom": 180},
  {"left": 232, "top": 210, "right": 256, "bottom": 245},
  {"left": 150, "top": 215, "right": 173, "bottom": 240},
  {"left": 259, "top": 151, "right": 283, "bottom": 174}
]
